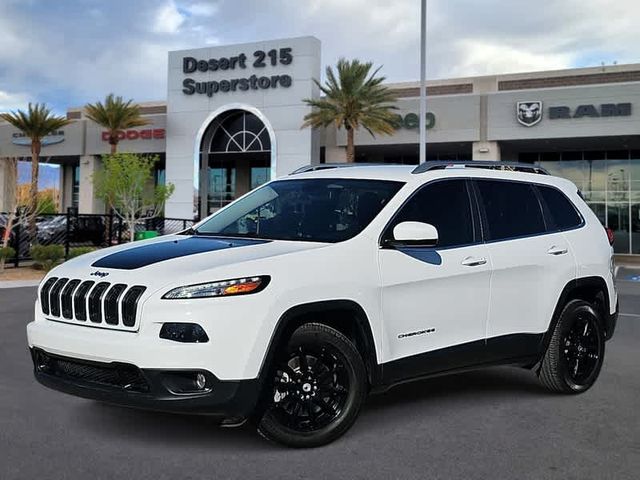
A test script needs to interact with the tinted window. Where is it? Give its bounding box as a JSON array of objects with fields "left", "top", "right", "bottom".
[
  {"left": 387, "top": 180, "right": 475, "bottom": 248},
  {"left": 195, "top": 179, "right": 403, "bottom": 243},
  {"left": 476, "top": 180, "right": 545, "bottom": 240},
  {"left": 537, "top": 185, "right": 583, "bottom": 230}
]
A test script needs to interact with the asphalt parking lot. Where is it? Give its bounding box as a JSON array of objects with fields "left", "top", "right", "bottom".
[{"left": 1, "top": 272, "right": 639, "bottom": 480}]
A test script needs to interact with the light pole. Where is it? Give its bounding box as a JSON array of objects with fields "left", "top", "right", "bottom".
[{"left": 419, "top": 0, "right": 427, "bottom": 163}]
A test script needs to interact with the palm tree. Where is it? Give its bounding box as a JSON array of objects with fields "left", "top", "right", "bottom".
[
  {"left": 0, "top": 104, "right": 71, "bottom": 236},
  {"left": 85, "top": 94, "right": 150, "bottom": 154},
  {"left": 302, "top": 58, "right": 397, "bottom": 162}
]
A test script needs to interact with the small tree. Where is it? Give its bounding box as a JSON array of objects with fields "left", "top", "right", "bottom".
[
  {"left": 1, "top": 156, "right": 18, "bottom": 251},
  {"left": 16, "top": 185, "right": 59, "bottom": 214},
  {"left": 0, "top": 246, "right": 16, "bottom": 274},
  {"left": 94, "top": 153, "right": 174, "bottom": 242},
  {"left": 1, "top": 156, "right": 53, "bottom": 270},
  {"left": 85, "top": 94, "right": 150, "bottom": 154}
]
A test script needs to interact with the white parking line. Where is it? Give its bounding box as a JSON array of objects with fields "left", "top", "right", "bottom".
[{"left": 620, "top": 313, "right": 640, "bottom": 318}]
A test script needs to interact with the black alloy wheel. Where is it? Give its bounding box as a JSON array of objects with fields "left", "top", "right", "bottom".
[
  {"left": 560, "top": 311, "right": 603, "bottom": 386},
  {"left": 271, "top": 344, "right": 349, "bottom": 432},
  {"left": 257, "top": 323, "right": 367, "bottom": 448},
  {"left": 539, "top": 299, "right": 605, "bottom": 393}
]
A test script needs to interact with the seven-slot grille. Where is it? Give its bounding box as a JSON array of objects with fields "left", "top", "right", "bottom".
[{"left": 40, "top": 277, "right": 146, "bottom": 331}]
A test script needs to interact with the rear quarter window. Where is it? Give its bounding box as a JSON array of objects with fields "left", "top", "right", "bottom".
[{"left": 536, "top": 185, "right": 583, "bottom": 231}]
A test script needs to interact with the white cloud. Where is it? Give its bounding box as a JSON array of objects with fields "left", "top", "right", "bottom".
[
  {"left": 152, "top": 1, "right": 185, "bottom": 34},
  {"left": 0, "top": 90, "right": 31, "bottom": 112},
  {"left": 449, "top": 40, "right": 572, "bottom": 78},
  {"left": 204, "top": 36, "right": 220, "bottom": 45},
  {"left": 1, "top": 0, "right": 640, "bottom": 112},
  {"left": 183, "top": 1, "right": 218, "bottom": 17}
]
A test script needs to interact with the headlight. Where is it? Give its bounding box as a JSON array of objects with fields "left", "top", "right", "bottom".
[{"left": 162, "top": 276, "right": 270, "bottom": 299}]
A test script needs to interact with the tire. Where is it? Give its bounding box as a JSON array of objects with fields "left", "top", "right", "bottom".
[
  {"left": 256, "top": 323, "right": 368, "bottom": 448},
  {"left": 539, "top": 299, "right": 605, "bottom": 394}
]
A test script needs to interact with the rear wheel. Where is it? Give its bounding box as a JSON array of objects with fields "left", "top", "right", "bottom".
[
  {"left": 539, "top": 300, "right": 605, "bottom": 393},
  {"left": 257, "top": 323, "right": 367, "bottom": 448}
]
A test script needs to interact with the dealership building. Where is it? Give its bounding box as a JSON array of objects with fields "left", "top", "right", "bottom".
[{"left": 1, "top": 36, "right": 640, "bottom": 254}]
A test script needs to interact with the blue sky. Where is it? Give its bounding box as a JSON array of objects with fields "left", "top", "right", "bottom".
[
  {"left": 0, "top": 0, "right": 638, "bottom": 114},
  {"left": 18, "top": 162, "right": 60, "bottom": 189}
]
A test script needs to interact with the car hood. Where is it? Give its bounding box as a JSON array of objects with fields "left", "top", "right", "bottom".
[{"left": 46, "top": 234, "right": 328, "bottom": 292}]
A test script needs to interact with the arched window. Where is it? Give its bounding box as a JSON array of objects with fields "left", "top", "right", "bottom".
[
  {"left": 208, "top": 111, "right": 271, "bottom": 154},
  {"left": 199, "top": 109, "right": 272, "bottom": 214}
]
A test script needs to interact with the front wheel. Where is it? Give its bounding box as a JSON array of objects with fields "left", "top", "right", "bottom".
[
  {"left": 538, "top": 299, "right": 605, "bottom": 393},
  {"left": 257, "top": 323, "right": 367, "bottom": 448}
]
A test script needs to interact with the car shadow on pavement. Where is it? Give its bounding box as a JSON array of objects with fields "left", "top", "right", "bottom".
[
  {"left": 73, "top": 366, "right": 546, "bottom": 448},
  {"left": 364, "top": 366, "right": 546, "bottom": 413},
  {"left": 74, "top": 402, "right": 269, "bottom": 451}
]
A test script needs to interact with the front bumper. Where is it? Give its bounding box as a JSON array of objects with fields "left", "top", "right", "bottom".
[{"left": 30, "top": 348, "right": 260, "bottom": 417}]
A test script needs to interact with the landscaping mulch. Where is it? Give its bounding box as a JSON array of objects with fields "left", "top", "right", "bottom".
[{"left": 0, "top": 267, "right": 46, "bottom": 282}]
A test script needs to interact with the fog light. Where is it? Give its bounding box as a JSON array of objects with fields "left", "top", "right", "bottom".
[
  {"left": 35, "top": 350, "right": 51, "bottom": 372},
  {"left": 159, "top": 323, "right": 209, "bottom": 343},
  {"left": 196, "top": 373, "right": 207, "bottom": 390}
]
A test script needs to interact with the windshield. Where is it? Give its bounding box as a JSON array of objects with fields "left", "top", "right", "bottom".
[{"left": 195, "top": 178, "right": 403, "bottom": 242}]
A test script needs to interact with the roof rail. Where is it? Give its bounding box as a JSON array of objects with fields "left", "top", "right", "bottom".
[
  {"left": 411, "top": 161, "right": 548, "bottom": 175},
  {"left": 289, "top": 163, "right": 405, "bottom": 175}
]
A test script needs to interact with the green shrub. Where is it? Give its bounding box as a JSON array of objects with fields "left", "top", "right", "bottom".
[
  {"left": 31, "top": 244, "right": 64, "bottom": 271},
  {"left": 0, "top": 246, "right": 16, "bottom": 260},
  {"left": 68, "top": 246, "right": 98, "bottom": 259}
]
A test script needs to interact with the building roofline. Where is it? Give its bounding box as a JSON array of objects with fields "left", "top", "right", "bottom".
[
  {"left": 384, "top": 62, "right": 640, "bottom": 89},
  {"left": 58, "top": 62, "right": 640, "bottom": 115}
]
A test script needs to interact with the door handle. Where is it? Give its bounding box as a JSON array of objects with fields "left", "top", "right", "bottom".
[
  {"left": 547, "top": 246, "right": 568, "bottom": 256},
  {"left": 461, "top": 256, "right": 487, "bottom": 267}
]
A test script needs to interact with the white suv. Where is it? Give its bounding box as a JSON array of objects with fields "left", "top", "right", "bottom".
[{"left": 27, "top": 162, "right": 618, "bottom": 447}]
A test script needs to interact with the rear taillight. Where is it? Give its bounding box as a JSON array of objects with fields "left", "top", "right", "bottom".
[{"left": 605, "top": 227, "right": 615, "bottom": 246}]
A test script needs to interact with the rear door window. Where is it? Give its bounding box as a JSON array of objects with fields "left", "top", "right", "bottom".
[{"left": 475, "top": 179, "right": 546, "bottom": 241}]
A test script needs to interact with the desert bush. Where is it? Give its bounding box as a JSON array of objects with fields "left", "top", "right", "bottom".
[
  {"left": 0, "top": 246, "right": 16, "bottom": 260},
  {"left": 31, "top": 244, "right": 64, "bottom": 271},
  {"left": 68, "top": 246, "right": 97, "bottom": 259}
]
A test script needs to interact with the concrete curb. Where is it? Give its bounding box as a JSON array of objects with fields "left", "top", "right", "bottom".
[{"left": 0, "top": 280, "right": 41, "bottom": 289}]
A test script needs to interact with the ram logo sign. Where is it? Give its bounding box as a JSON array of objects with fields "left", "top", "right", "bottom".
[{"left": 516, "top": 101, "right": 543, "bottom": 127}]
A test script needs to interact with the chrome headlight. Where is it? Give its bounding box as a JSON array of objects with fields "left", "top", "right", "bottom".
[{"left": 162, "top": 276, "right": 270, "bottom": 299}]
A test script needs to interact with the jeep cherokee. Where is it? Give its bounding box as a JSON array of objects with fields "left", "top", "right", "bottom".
[{"left": 27, "top": 161, "right": 618, "bottom": 447}]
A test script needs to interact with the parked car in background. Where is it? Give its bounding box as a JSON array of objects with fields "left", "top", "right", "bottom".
[
  {"left": 36, "top": 215, "right": 106, "bottom": 246},
  {"left": 0, "top": 213, "right": 30, "bottom": 257}
]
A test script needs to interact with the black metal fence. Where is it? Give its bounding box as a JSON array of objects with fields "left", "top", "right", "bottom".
[{"left": 0, "top": 210, "right": 195, "bottom": 267}]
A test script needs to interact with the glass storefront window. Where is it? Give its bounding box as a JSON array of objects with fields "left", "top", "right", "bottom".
[
  {"left": 208, "top": 167, "right": 236, "bottom": 212},
  {"left": 72, "top": 165, "right": 80, "bottom": 208},
  {"left": 155, "top": 168, "right": 166, "bottom": 186},
  {"left": 607, "top": 202, "right": 630, "bottom": 253},
  {"left": 533, "top": 151, "right": 640, "bottom": 254},
  {"left": 632, "top": 202, "right": 640, "bottom": 255},
  {"left": 251, "top": 167, "right": 270, "bottom": 190},
  {"left": 200, "top": 110, "right": 272, "bottom": 216}
]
